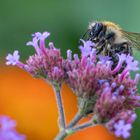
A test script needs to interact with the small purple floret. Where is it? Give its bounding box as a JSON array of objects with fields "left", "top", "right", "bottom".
[
  {"left": 67, "top": 49, "right": 72, "bottom": 60},
  {"left": 98, "top": 55, "right": 111, "bottom": 64},
  {"left": 26, "top": 37, "right": 41, "bottom": 55},
  {"left": 125, "top": 55, "right": 139, "bottom": 71},
  {"left": 114, "top": 120, "right": 132, "bottom": 139},
  {"left": 6, "top": 50, "right": 20, "bottom": 65},
  {"left": 32, "top": 32, "right": 50, "bottom": 40},
  {"left": 0, "top": 115, "right": 26, "bottom": 140},
  {"left": 79, "top": 39, "right": 95, "bottom": 57}
]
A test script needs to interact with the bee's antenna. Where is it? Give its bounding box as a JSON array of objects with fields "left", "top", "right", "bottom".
[
  {"left": 79, "top": 29, "right": 90, "bottom": 45},
  {"left": 81, "top": 29, "right": 90, "bottom": 39}
]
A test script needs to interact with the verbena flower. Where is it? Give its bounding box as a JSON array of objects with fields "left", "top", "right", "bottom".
[
  {"left": 94, "top": 59, "right": 140, "bottom": 139},
  {"left": 6, "top": 51, "right": 24, "bottom": 68},
  {"left": 65, "top": 39, "right": 140, "bottom": 138},
  {"left": 65, "top": 53, "right": 112, "bottom": 98},
  {"left": 0, "top": 115, "right": 26, "bottom": 140},
  {"left": 6, "top": 31, "right": 140, "bottom": 139},
  {"left": 94, "top": 73, "right": 140, "bottom": 119},
  {"left": 66, "top": 40, "right": 112, "bottom": 95},
  {"left": 6, "top": 32, "right": 65, "bottom": 86}
]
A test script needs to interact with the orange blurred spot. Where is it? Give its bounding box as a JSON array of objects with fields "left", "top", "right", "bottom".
[{"left": 0, "top": 64, "right": 122, "bottom": 140}]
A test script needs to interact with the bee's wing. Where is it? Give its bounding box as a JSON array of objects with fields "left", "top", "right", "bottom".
[{"left": 122, "top": 30, "right": 140, "bottom": 50}]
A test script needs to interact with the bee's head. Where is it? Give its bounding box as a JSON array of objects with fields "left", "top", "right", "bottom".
[
  {"left": 80, "top": 22, "right": 104, "bottom": 45},
  {"left": 81, "top": 23, "right": 101, "bottom": 39},
  {"left": 88, "top": 22, "right": 103, "bottom": 40}
]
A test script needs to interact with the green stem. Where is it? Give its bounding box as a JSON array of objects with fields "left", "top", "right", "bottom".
[
  {"left": 55, "top": 121, "right": 94, "bottom": 140},
  {"left": 54, "top": 131, "right": 67, "bottom": 140},
  {"left": 71, "top": 121, "right": 93, "bottom": 131},
  {"left": 53, "top": 85, "right": 66, "bottom": 130},
  {"left": 67, "top": 111, "right": 83, "bottom": 128}
]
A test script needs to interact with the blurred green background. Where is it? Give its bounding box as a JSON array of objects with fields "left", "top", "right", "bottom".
[{"left": 0, "top": 0, "right": 140, "bottom": 139}]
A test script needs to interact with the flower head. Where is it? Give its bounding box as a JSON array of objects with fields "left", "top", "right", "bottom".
[
  {"left": 26, "top": 42, "right": 64, "bottom": 85},
  {"left": 66, "top": 55, "right": 112, "bottom": 98},
  {"left": 95, "top": 86, "right": 125, "bottom": 120},
  {"left": 94, "top": 66, "right": 140, "bottom": 139},
  {"left": 6, "top": 31, "right": 140, "bottom": 139},
  {"left": 6, "top": 32, "right": 65, "bottom": 86},
  {"left": 94, "top": 71, "right": 140, "bottom": 121},
  {"left": 65, "top": 40, "right": 113, "bottom": 103}
]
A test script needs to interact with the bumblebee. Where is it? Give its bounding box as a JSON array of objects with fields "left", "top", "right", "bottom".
[{"left": 83, "top": 21, "right": 140, "bottom": 57}]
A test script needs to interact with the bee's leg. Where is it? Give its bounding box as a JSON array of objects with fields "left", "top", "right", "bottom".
[
  {"left": 96, "top": 45, "right": 105, "bottom": 55},
  {"left": 98, "top": 26, "right": 106, "bottom": 39},
  {"left": 125, "top": 43, "right": 133, "bottom": 55},
  {"left": 114, "top": 42, "right": 133, "bottom": 55},
  {"left": 129, "top": 47, "right": 133, "bottom": 55},
  {"left": 96, "top": 38, "right": 107, "bottom": 55},
  {"left": 121, "top": 42, "right": 130, "bottom": 54},
  {"left": 104, "top": 33, "right": 115, "bottom": 54},
  {"left": 97, "top": 32, "right": 115, "bottom": 54},
  {"left": 96, "top": 26, "right": 107, "bottom": 54}
]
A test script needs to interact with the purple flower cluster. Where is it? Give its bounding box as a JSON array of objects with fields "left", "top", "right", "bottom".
[
  {"left": 65, "top": 40, "right": 140, "bottom": 139},
  {"left": 94, "top": 74, "right": 140, "bottom": 138},
  {"left": 65, "top": 41, "right": 112, "bottom": 98},
  {"left": 6, "top": 31, "right": 140, "bottom": 139},
  {"left": 6, "top": 32, "right": 64, "bottom": 86},
  {"left": 0, "top": 115, "right": 26, "bottom": 140},
  {"left": 95, "top": 73, "right": 140, "bottom": 119}
]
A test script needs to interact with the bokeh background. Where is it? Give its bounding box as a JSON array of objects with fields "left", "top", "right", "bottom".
[{"left": 0, "top": 0, "right": 140, "bottom": 140}]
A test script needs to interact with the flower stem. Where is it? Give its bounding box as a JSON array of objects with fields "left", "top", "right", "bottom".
[
  {"left": 71, "top": 121, "right": 93, "bottom": 131},
  {"left": 55, "top": 121, "right": 94, "bottom": 140},
  {"left": 54, "top": 131, "right": 67, "bottom": 140},
  {"left": 67, "top": 111, "right": 83, "bottom": 128},
  {"left": 53, "top": 85, "right": 66, "bottom": 130}
]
